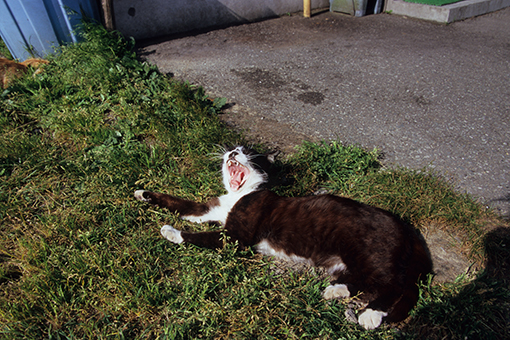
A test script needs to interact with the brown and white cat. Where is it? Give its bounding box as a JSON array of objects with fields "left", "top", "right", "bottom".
[{"left": 135, "top": 146, "right": 433, "bottom": 329}]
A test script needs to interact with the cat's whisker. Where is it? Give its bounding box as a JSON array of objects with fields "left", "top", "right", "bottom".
[{"left": 208, "top": 144, "right": 228, "bottom": 160}]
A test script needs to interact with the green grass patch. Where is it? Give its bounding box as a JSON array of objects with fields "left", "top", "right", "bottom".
[
  {"left": 0, "top": 37, "right": 13, "bottom": 59},
  {"left": 1, "top": 23, "right": 508, "bottom": 339}
]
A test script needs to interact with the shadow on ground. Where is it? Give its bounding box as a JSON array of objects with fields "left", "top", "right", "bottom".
[{"left": 401, "top": 227, "right": 510, "bottom": 339}]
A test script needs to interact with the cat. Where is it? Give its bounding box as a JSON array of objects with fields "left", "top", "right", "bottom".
[
  {"left": 134, "top": 146, "right": 433, "bottom": 329},
  {"left": 0, "top": 57, "right": 49, "bottom": 88}
]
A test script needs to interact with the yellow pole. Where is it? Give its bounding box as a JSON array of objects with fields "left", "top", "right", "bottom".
[{"left": 304, "top": 0, "right": 311, "bottom": 17}]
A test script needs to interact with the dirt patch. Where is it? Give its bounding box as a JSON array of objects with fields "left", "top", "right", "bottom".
[{"left": 421, "top": 223, "right": 477, "bottom": 283}]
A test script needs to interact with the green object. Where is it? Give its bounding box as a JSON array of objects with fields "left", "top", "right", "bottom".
[
  {"left": 403, "top": 0, "right": 464, "bottom": 6},
  {"left": 330, "top": 0, "right": 356, "bottom": 15}
]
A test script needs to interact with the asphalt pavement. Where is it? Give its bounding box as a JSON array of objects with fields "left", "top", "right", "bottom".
[{"left": 137, "top": 8, "right": 510, "bottom": 217}]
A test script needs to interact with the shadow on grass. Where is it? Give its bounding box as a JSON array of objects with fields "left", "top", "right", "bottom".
[{"left": 401, "top": 227, "right": 510, "bottom": 339}]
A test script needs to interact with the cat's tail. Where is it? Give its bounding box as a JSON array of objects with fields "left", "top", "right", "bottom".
[{"left": 386, "top": 236, "right": 433, "bottom": 323}]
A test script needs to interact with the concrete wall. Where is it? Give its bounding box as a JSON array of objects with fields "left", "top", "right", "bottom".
[
  {"left": 114, "top": 0, "right": 330, "bottom": 40},
  {"left": 385, "top": 0, "right": 510, "bottom": 23}
]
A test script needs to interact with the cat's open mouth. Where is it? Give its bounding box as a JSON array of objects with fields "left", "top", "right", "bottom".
[{"left": 227, "top": 159, "right": 249, "bottom": 191}]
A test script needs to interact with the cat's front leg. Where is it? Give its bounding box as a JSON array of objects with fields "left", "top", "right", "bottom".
[
  {"left": 323, "top": 283, "right": 350, "bottom": 300},
  {"left": 134, "top": 190, "right": 217, "bottom": 220},
  {"left": 160, "top": 225, "right": 224, "bottom": 249},
  {"left": 161, "top": 225, "right": 184, "bottom": 244}
]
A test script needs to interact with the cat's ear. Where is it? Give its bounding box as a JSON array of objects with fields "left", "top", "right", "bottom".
[{"left": 266, "top": 150, "right": 280, "bottom": 163}]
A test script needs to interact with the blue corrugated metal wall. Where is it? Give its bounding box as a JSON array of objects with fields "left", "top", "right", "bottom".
[{"left": 0, "top": 0, "right": 100, "bottom": 60}]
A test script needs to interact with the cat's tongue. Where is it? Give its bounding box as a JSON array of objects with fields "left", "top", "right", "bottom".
[{"left": 229, "top": 164, "right": 248, "bottom": 191}]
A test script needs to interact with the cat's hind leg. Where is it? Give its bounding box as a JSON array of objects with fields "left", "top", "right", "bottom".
[
  {"left": 323, "top": 285, "right": 388, "bottom": 329},
  {"left": 323, "top": 283, "right": 350, "bottom": 300},
  {"left": 357, "top": 309, "right": 388, "bottom": 330},
  {"left": 322, "top": 281, "right": 389, "bottom": 329},
  {"left": 355, "top": 286, "right": 402, "bottom": 329}
]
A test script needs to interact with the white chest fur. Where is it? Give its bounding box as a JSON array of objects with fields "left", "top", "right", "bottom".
[{"left": 182, "top": 192, "right": 245, "bottom": 225}]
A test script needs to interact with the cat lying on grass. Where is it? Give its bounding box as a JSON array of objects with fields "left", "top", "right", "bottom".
[{"left": 135, "top": 146, "right": 432, "bottom": 329}]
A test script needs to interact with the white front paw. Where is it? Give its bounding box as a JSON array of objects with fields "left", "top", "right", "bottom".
[
  {"left": 134, "top": 190, "right": 150, "bottom": 202},
  {"left": 161, "top": 225, "right": 184, "bottom": 244},
  {"left": 323, "top": 284, "right": 350, "bottom": 300},
  {"left": 357, "top": 308, "right": 387, "bottom": 330}
]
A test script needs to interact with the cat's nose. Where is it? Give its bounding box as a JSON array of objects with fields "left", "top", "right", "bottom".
[{"left": 229, "top": 151, "right": 238, "bottom": 158}]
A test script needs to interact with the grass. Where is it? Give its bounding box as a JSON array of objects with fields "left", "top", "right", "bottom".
[
  {"left": 1, "top": 23, "right": 508, "bottom": 339},
  {"left": 0, "top": 38, "right": 13, "bottom": 59}
]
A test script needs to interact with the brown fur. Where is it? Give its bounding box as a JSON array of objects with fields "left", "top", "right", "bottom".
[{"left": 0, "top": 58, "right": 49, "bottom": 88}]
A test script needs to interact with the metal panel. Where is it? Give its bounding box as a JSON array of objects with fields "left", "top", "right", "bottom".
[
  {"left": 330, "top": 0, "right": 369, "bottom": 16},
  {"left": 0, "top": 0, "right": 99, "bottom": 60}
]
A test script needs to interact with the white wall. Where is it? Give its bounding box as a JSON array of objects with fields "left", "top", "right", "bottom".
[{"left": 114, "top": 0, "right": 330, "bottom": 40}]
